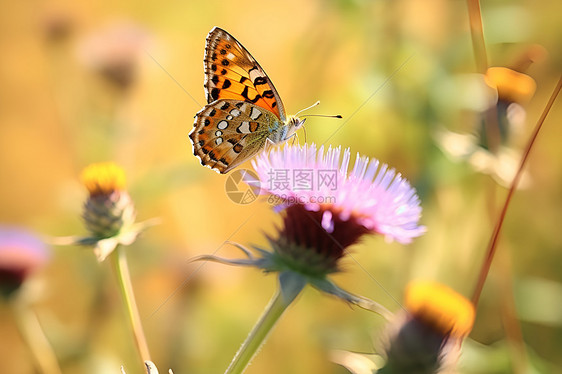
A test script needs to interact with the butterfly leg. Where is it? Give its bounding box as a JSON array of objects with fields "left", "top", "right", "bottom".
[{"left": 290, "top": 132, "right": 299, "bottom": 146}]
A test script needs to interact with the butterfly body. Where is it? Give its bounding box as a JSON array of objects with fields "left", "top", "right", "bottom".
[
  {"left": 189, "top": 27, "right": 304, "bottom": 174},
  {"left": 268, "top": 116, "right": 305, "bottom": 143}
]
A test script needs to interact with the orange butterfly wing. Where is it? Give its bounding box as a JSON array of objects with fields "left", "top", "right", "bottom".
[{"left": 203, "top": 27, "right": 287, "bottom": 122}]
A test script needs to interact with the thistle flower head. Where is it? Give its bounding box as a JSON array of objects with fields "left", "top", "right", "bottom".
[
  {"left": 0, "top": 227, "right": 49, "bottom": 298},
  {"left": 81, "top": 162, "right": 126, "bottom": 196},
  {"left": 252, "top": 143, "right": 425, "bottom": 245},
  {"left": 379, "top": 280, "right": 474, "bottom": 374},
  {"left": 248, "top": 144, "right": 425, "bottom": 276},
  {"left": 77, "top": 21, "right": 149, "bottom": 89},
  {"left": 196, "top": 144, "right": 424, "bottom": 315},
  {"left": 435, "top": 65, "right": 537, "bottom": 188},
  {"left": 485, "top": 67, "right": 536, "bottom": 104},
  {"left": 78, "top": 162, "right": 138, "bottom": 261},
  {"left": 81, "top": 162, "right": 135, "bottom": 240},
  {"left": 405, "top": 280, "right": 475, "bottom": 339},
  {"left": 249, "top": 144, "right": 424, "bottom": 276}
]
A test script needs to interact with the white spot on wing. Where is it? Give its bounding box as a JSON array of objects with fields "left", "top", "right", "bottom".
[
  {"left": 237, "top": 121, "right": 250, "bottom": 133},
  {"left": 226, "top": 115, "right": 233, "bottom": 120},
  {"left": 250, "top": 107, "right": 262, "bottom": 120},
  {"left": 249, "top": 69, "right": 263, "bottom": 82},
  {"left": 215, "top": 137, "right": 223, "bottom": 145},
  {"left": 227, "top": 52, "right": 236, "bottom": 60},
  {"left": 230, "top": 109, "right": 241, "bottom": 117},
  {"left": 215, "top": 130, "right": 223, "bottom": 136},
  {"left": 217, "top": 120, "right": 228, "bottom": 130}
]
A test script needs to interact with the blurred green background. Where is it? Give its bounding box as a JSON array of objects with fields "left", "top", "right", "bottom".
[{"left": 1, "top": 0, "right": 562, "bottom": 373}]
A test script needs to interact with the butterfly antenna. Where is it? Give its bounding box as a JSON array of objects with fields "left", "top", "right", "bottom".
[
  {"left": 301, "top": 114, "right": 343, "bottom": 119},
  {"left": 294, "top": 100, "right": 321, "bottom": 117},
  {"left": 295, "top": 100, "right": 343, "bottom": 119}
]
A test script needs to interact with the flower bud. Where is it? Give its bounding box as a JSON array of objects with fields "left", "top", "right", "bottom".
[
  {"left": 380, "top": 281, "right": 474, "bottom": 374},
  {"left": 81, "top": 162, "right": 136, "bottom": 239}
]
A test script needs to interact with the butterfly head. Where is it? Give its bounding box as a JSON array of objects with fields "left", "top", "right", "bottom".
[
  {"left": 289, "top": 115, "right": 306, "bottom": 129},
  {"left": 284, "top": 115, "right": 306, "bottom": 139}
]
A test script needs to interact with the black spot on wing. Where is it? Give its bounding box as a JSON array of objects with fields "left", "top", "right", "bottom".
[
  {"left": 210, "top": 88, "right": 220, "bottom": 101},
  {"left": 254, "top": 77, "right": 267, "bottom": 85},
  {"left": 241, "top": 86, "right": 261, "bottom": 104},
  {"left": 222, "top": 79, "right": 232, "bottom": 89}
]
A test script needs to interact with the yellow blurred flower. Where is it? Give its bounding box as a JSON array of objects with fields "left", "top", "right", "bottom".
[
  {"left": 55, "top": 162, "right": 158, "bottom": 261},
  {"left": 80, "top": 162, "right": 136, "bottom": 261},
  {"left": 81, "top": 162, "right": 126, "bottom": 196},
  {"left": 345, "top": 281, "right": 475, "bottom": 374},
  {"left": 405, "top": 280, "right": 475, "bottom": 339},
  {"left": 485, "top": 67, "right": 536, "bottom": 104}
]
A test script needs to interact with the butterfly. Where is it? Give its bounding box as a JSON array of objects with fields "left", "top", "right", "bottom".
[{"left": 189, "top": 27, "right": 306, "bottom": 174}]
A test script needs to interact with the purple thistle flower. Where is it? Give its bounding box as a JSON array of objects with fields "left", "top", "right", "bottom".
[
  {"left": 252, "top": 143, "right": 425, "bottom": 247},
  {"left": 189, "top": 143, "right": 426, "bottom": 373},
  {"left": 0, "top": 226, "right": 50, "bottom": 297},
  {"left": 195, "top": 143, "right": 423, "bottom": 316}
]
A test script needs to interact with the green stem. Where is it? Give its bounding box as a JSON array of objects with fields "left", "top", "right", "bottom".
[
  {"left": 111, "top": 245, "right": 152, "bottom": 365},
  {"left": 11, "top": 295, "right": 62, "bottom": 374},
  {"left": 224, "top": 272, "right": 306, "bottom": 374}
]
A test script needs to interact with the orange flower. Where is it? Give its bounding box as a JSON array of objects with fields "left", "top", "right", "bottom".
[
  {"left": 405, "top": 280, "right": 475, "bottom": 338},
  {"left": 81, "top": 162, "right": 126, "bottom": 196},
  {"left": 485, "top": 67, "right": 536, "bottom": 104}
]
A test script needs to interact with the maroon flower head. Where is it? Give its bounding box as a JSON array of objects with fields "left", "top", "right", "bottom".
[{"left": 0, "top": 227, "right": 49, "bottom": 297}]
